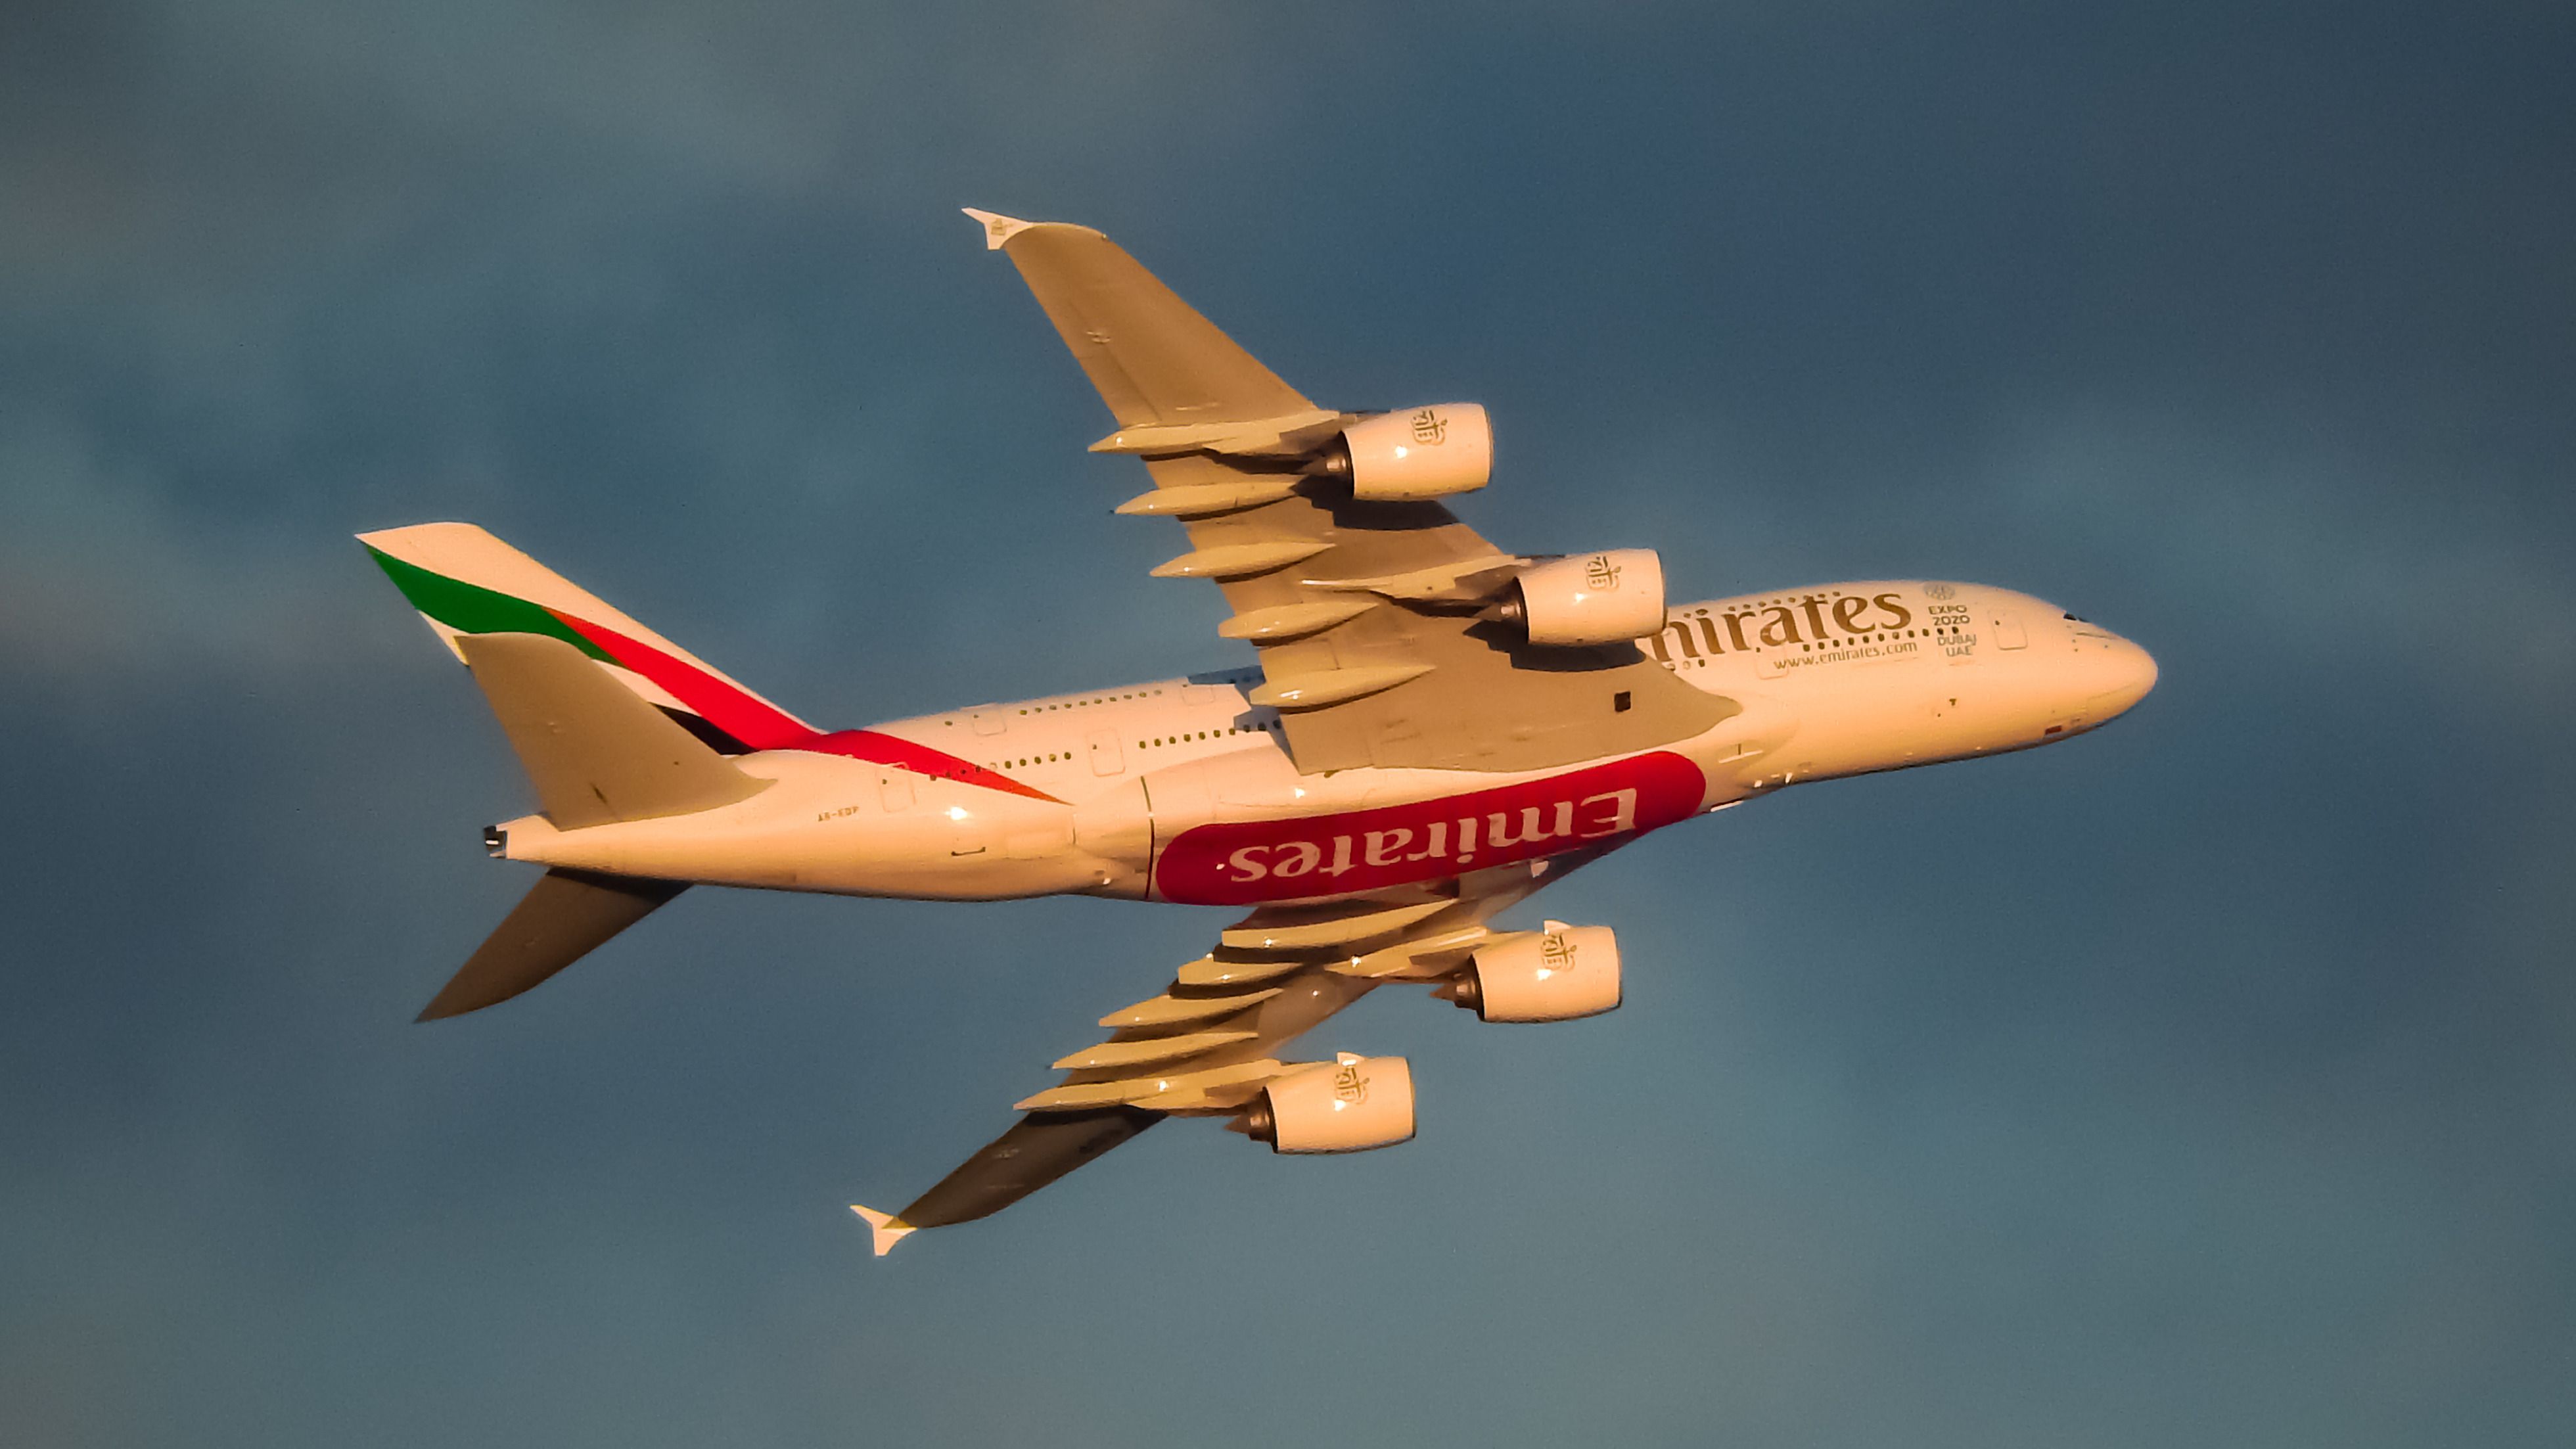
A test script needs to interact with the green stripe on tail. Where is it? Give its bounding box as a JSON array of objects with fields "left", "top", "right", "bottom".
[{"left": 365, "top": 547, "right": 611, "bottom": 661}]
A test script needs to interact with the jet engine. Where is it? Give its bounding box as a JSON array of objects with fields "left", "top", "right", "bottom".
[
  {"left": 1452, "top": 921, "right": 1622, "bottom": 1022},
  {"left": 1317, "top": 403, "right": 1492, "bottom": 501},
  {"left": 1243, "top": 1053, "right": 1417, "bottom": 1153},
  {"left": 1488, "top": 550, "right": 1667, "bottom": 647}
]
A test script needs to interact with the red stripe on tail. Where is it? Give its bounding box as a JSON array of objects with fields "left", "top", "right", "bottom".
[{"left": 548, "top": 609, "right": 1061, "bottom": 803}]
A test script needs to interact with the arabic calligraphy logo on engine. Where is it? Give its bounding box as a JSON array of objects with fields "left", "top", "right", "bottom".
[
  {"left": 1540, "top": 931, "right": 1576, "bottom": 972},
  {"left": 1410, "top": 407, "right": 1448, "bottom": 446}
]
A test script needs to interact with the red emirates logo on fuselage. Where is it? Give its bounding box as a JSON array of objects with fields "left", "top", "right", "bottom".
[{"left": 1153, "top": 752, "right": 1708, "bottom": 906}]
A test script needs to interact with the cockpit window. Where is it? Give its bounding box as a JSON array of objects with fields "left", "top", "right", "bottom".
[{"left": 2063, "top": 612, "right": 2088, "bottom": 622}]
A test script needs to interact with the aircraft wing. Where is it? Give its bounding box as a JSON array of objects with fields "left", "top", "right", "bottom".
[
  {"left": 850, "top": 852, "right": 1599, "bottom": 1254},
  {"left": 965, "top": 210, "right": 1734, "bottom": 774}
]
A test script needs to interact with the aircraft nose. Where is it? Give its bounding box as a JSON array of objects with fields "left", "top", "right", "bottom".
[{"left": 2087, "top": 635, "right": 2159, "bottom": 718}]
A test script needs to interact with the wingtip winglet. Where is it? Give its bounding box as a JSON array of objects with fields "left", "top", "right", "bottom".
[
  {"left": 850, "top": 1205, "right": 918, "bottom": 1257},
  {"left": 960, "top": 208, "right": 1035, "bottom": 251}
]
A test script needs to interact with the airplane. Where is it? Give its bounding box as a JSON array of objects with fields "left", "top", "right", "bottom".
[{"left": 359, "top": 209, "right": 2157, "bottom": 1255}]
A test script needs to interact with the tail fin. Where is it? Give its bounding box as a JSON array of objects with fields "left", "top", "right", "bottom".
[
  {"left": 408, "top": 639, "right": 752, "bottom": 1020},
  {"left": 457, "top": 632, "right": 766, "bottom": 828},
  {"left": 359, "top": 522, "right": 815, "bottom": 754},
  {"left": 363, "top": 523, "right": 793, "bottom": 1021}
]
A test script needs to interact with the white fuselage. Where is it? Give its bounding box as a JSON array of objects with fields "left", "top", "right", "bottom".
[{"left": 494, "top": 582, "right": 2155, "bottom": 904}]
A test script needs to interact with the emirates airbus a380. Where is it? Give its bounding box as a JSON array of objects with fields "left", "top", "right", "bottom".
[{"left": 362, "top": 210, "right": 2156, "bottom": 1253}]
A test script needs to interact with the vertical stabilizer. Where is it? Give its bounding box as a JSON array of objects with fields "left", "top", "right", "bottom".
[
  {"left": 456, "top": 632, "right": 766, "bottom": 830},
  {"left": 359, "top": 522, "right": 815, "bottom": 754}
]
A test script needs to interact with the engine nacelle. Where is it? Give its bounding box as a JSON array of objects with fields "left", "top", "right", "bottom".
[
  {"left": 1454, "top": 921, "right": 1622, "bottom": 1022},
  {"left": 1494, "top": 549, "right": 1666, "bottom": 647},
  {"left": 1328, "top": 403, "right": 1493, "bottom": 501},
  {"left": 1243, "top": 1053, "right": 1416, "bottom": 1153}
]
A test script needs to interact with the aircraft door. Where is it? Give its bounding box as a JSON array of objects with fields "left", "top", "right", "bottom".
[
  {"left": 1086, "top": 729, "right": 1124, "bottom": 777},
  {"left": 1992, "top": 610, "right": 2028, "bottom": 649}
]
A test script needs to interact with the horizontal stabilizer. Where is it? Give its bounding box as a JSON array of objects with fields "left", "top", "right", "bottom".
[
  {"left": 459, "top": 632, "right": 766, "bottom": 830},
  {"left": 418, "top": 867, "right": 685, "bottom": 1021}
]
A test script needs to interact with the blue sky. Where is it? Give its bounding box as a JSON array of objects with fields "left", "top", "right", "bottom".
[{"left": 5, "top": 3, "right": 2572, "bottom": 1445}]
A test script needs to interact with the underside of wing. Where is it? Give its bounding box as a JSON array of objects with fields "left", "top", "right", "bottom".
[
  {"left": 1150, "top": 449, "right": 1735, "bottom": 772},
  {"left": 967, "top": 210, "right": 1734, "bottom": 773},
  {"left": 852, "top": 852, "right": 1605, "bottom": 1253}
]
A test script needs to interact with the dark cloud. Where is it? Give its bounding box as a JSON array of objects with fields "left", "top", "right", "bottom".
[{"left": 4, "top": 2, "right": 2571, "bottom": 1445}]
